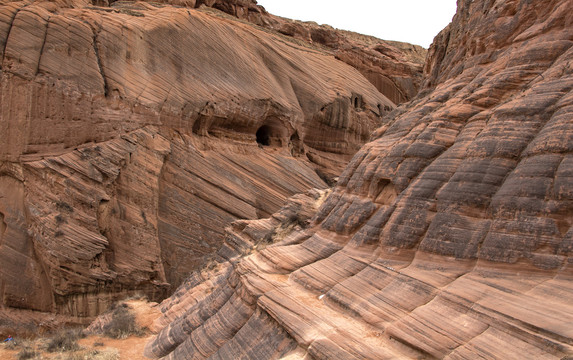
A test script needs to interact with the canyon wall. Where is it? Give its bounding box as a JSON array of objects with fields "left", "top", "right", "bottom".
[
  {"left": 159, "top": 0, "right": 427, "bottom": 105},
  {"left": 145, "top": 0, "right": 573, "bottom": 358},
  {"left": 0, "top": 0, "right": 400, "bottom": 318}
]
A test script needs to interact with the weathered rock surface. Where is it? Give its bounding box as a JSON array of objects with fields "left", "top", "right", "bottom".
[
  {"left": 0, "top": 0, "right": 392, "bottom": 319},
  {"left": 111, "top": 0, "right": 426, "bottom": 105},
  {"left": 146, "top": 0, "right": 573, "bottom": 358},
  {"left": 196, "top": 1, "right": 427, "bottom": 105}
]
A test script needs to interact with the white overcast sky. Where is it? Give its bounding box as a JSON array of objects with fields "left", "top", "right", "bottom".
[{"left": 256, "top": 0, "right": 458, "bottom": 48}]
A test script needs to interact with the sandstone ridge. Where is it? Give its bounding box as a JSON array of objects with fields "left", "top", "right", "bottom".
[{"left": 145, "top": 0, "right": 573, "bottom": 358}]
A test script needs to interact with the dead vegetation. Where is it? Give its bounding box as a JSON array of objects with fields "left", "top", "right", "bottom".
[
  {"left": 1, "top": 328, "right": 111, "bottom": 359},
  {"left": 103, "top": 304, "right": 146, "bottom": 339},
  {"left": 16, "top": 345, "right": 38, "bottom": 360},
  {"left": 262, "top": 215, "right": 305, "bottom": 245},
  {"left": 0, "top": 300, "right": 151, "bottom": 359},
  {"left": 46, "top": 329, "right": 83, "bottom": 353},
  {"left": 55, "top": 348, "right": 120, "bottom": 360}
]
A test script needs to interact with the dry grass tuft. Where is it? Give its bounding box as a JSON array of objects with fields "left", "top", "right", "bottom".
[
  {"left": 103, "top": 305, "right": 146, "bottom": 339},
  {"left": 16, "top": 346, "right": 40, "bottom": 360},
  {"left": 58, "top": 348, "right": 120, "bottom": 360},
  {"left": 46, "top": 328, "right": 83, "bottom": 353}
]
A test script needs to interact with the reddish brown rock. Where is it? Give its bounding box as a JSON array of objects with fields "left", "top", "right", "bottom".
[
  {"left": 196, "top": 1, "right": 427, "bottom": 105},
  {"left": 146, "top": 0, "right": 573, "bottom": 358},
  {"left": 99, "top": 0, "right": 425, "bottom": 105},
  {"left": 0, "top": 0, "right": 391, "bottom": 319}
]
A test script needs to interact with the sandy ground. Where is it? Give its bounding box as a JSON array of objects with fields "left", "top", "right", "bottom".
[
  {"left": 0, "top": 334, "right": 152, "bottom": 359},
  {"left": 79, "top": 334, "right": 153, "bottom": 359},
  {"left": 0, "top": 299, "right": 160, "bottom": 359}
]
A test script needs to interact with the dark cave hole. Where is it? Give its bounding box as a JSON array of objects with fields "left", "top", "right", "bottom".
[
  {"left": 351, "top": 93, "right": 363, "bottom": 110},
  {"left": 290, "top": 131, "right": 304, "bottom": 156},
  {"left": 290, "top": 131, "right": 300, "bottom": 144},
  {"left": 256, "top": 125, "right": 272, "bottom": 146}
]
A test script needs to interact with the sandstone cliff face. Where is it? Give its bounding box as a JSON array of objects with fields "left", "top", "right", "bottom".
[
  {"left": 146, "top": 0, "right": 573, "bottom": 358},
  {"left": 94, "top": 0, "right": 426, "bottom": 105},
  {"left": 257, "top": 14, "right": 426, "bottom": 106},
  {"left": 0, "top": 0, "right": 392, "bottom": 317},
  {"left": 194, "top": 0, "right": 426, "bottom": 105}
]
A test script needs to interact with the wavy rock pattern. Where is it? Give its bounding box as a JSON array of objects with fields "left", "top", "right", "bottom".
[
  {"left": 195, "top": 0, "right": 427, "bottom": 105},
  {"left": 146, "top": 0, "right": 573, "bottom": 358},
  {"left": 0, "top": 0, "right": 392, "bottom": 317}
]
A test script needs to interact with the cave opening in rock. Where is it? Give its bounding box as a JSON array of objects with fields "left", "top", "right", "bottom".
[
  {"left": 351, "top": 93, "right": 363, "bottom": 110},
  {"left": 256, "top": 125, "right": 272, "bottom": 146},
  {"left": 290, "top": 132, "right": 299, "bottom": 141}
]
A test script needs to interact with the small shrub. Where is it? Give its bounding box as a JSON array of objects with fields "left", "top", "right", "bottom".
[
  {"left": 93, "top": 348, "right": 120, "bottom": 360},
  {"left": 16, "top": 347, "right": 38, "bottom": 360},
  {"left": 262, "top": 229, "right": 274, "bottom": 244},
  {"left": 261, "top": 213, "right": 305, "bottom": 245},
  {"left": 204, "top": 259, "right": 221, "bottom": 273},
  {"left": 63, "top": 350, "right": 104, "bottom": 360},
  {"left": 103, "top": 304, "right": 144, "bottom": 339},
  {"left": 93, "top": 341, "right": 105, "bottom": 347},
  {"left": 46, "top": 329, "right": 81, "bottom": 352},
  {"left": 5, "top": 338, "right": 33, "bottom": 351}
]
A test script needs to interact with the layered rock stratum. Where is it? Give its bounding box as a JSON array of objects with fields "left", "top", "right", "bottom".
[
  {"left": 204, "top": 0, "right": 427, "bottom": 105},
  {"left": 143, "top": 0, "right": 573, "bottom": 358},
  {"left": 0, "top": 0, "right": 412, "bottom": 320},
  {"left": 119, "top": 0, "right": 427, "bottom": 105}
]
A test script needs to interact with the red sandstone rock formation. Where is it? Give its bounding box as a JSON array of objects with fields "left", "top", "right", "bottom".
[
  {"left": 95, "top": 0, "right": 426, "bottom": 105},
  {"left": 116, "top": 0, "right": 426, "bottom": 105},
  {"left": 196, "top": 0, "right": 427, "bottom": 105},
  {"left": 144, "top": 0, "right": 573, "bottom": 358},
  {"left": 0, "top": 0, "right": 393, "bottom": 318}
]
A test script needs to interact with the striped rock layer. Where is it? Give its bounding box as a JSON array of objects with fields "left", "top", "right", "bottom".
[
  {"left": 0, "top": 0, "right": 397, "bottom": 318},
  {"left": 146, "top": 0, "right": 573, "bottom": 358}
]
